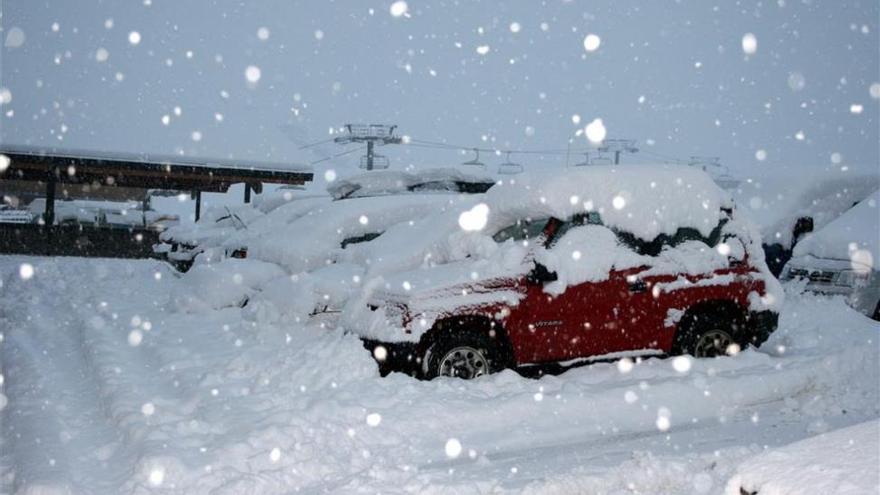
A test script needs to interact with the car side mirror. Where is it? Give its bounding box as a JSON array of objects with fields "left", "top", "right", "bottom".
[{"left": 527, "top": 262, "right": 558, "bottom": 284}]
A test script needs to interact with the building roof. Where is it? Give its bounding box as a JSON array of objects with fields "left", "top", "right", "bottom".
[{"left": 0, "top": 146, "right": 313, "bottom": 193}]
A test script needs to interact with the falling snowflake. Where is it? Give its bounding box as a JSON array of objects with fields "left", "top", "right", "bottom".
[
  {"left": 19, "top": 263, "right": 34, "bottom": 280},
  {"left": 245, "top": 65, "right": 262, "bottom": 85},
  {"left": 585, "top": 118, "right": 606, "bottom": 144},
  {"left": 445, "top": 438, "right": 462, "bottom": 458},
  {"left": 366, "top": 413, "right": 382, "bottom": 427},
  {"left": 389, "top": 1, "right": 408, "bottom": 17},
  {"left": 458, "top": 203, "right": 490, "bottom": 231},
  {"left": 741, "top": 33, "right": 757, "bottom": 54},
  {"left": 583, "top": 33, "right": 601, "bottom": 52}
]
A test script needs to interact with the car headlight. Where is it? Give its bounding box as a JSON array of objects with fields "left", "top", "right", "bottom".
[{"left": 835, "top": 270, "right": 870, "bottom": 288}]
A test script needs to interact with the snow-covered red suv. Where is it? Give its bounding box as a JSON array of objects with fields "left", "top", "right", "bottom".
[{"left": 344, "top": 166, "right": 783, "bottom": 379}]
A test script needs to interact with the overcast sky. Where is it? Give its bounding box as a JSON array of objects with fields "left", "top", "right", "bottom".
[{"left": 1, "top": 0, "right": 878, "bottom": 182}]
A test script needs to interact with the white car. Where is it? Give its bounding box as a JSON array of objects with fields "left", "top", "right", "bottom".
[
  {"left": 781, "top": 190, "right": 880, "bottom": 320},
  {"left": 731, "top": 167, "right": 878, "bottom": 275}
]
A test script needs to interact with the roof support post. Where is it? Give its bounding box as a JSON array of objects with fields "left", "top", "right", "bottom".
[
  {"left": 244, "top": 183, "right": 251, "bottom": 204},
  {"left": 194, "top": 189, "right": 202, "bottom": 221},
  {"left": 44, "top": 168, "right": 56, "bottom": 226}
]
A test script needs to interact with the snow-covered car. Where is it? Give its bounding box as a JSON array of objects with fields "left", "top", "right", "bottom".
[
  {"left": 731, "top": 167, "right": 879, "bottom": 275},
  {"left": 246, "top": 194, "right": 485, "bottom": 320},
  {"left": 345, "top": 165, "right": 782, "bottom": 379},
  {"left": 780, "top": 190, "right": 879, "bottom": 320},
  {"left": 155, "top": 203, "right": 266, "bottom": 271},
  {"left": 326, "top": 167, "right": 496, "bottom": 200},
  {"left": 0, "top": 205, "right": 34, "bottom": 224},
  {"left": 245, "top": 193, "right": 477, "bottom": 315}
]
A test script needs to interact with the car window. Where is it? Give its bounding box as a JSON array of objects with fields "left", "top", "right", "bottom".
[
  {"left": 615, "top": 219, "right": 728, "bottom": 256},
  {"left": 550, "top": 212, "right": 602, "bottom": 246},
  {"left": 492, "top": 217, "right": 552, "bottom": 244},
  {"left": 340, "top": 231, "right": 383, "bottom": 249}
]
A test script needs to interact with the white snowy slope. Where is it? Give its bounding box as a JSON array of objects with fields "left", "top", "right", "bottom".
[{"left": 1, "top": 256, "right": 878, "bottom": 494}]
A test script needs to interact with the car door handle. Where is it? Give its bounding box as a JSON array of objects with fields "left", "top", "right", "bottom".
[{"left": 628, "top": 280, "right": 647, "bottom": 293}]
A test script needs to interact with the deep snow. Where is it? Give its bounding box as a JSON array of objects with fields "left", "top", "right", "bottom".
[{"left": 1, "top": 255, "right": 877, "bottom": 494}]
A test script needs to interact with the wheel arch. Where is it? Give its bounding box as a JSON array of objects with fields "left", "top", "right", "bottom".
[
  {"left": 419, "top": 314, "right": 516, "bottom": 368},
  {"left": 672, "top": 299, "right": 749, "bottom": 354}
]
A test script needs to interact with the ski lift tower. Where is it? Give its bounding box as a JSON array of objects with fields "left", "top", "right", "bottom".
[
  {"left": 333, "top": 124, "right": 402, "bottom": 171},
  {"left": 597, "top": 139, "right": 639, "bottom": 165}
]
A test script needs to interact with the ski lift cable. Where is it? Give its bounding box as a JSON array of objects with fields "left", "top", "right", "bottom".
[
  {"left": 298, "top": 137, "right": 337, "bottom": 150},
  {"left": 406, "top": 138, "right": 599, "bottom": 156},
  {"left": 309, "top": 145, "right": 366, "bottom": 165}
]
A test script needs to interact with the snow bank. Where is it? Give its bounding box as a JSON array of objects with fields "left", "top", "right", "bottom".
[
  {"left": 172, "top": 258, "right": 285, "bottom": 312},
  {"left": 731, "top": 166, "right": 879, "bottom": 249},
  {"left": 245, "top": 262, "right": 365, "bottom": 323},
  {"left": 792, "top": 190, "right": 878, "bottom": 270},
  {"left": 1, "top": 257, "right": 876, "bottom": 494},
  {"left": 725, "top": 419, "right": 879, "bottom": 495}
]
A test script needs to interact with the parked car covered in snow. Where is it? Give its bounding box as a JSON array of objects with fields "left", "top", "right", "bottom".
[
  {"left": 780, "top": 190, "right": 879, "bottom": 320},
  {"left": 345, "top": 165, "right": 783, "bottom": 379},
  {"left": 326, "top": 167, "right": 496, "bottom": 200},
  {"left": 731, "top": 167, "right": 879, "bottom": 276},
  {"left": 244, "top": 193, "right": 480, "bottom": 316},
  {"left": 155, "top": 203, "right": 265, "bottom": 271}
]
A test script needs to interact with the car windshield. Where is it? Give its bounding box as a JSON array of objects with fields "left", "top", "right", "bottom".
[{"left": 492, "top": 217, "right": 554, "bottom": 244}]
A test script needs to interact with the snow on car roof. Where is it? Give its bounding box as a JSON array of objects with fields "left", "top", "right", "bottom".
[
  {"left": 482, "top": 164, "right": 732, "bottom": 241},
  {"left": 222, "top": 195, "right": 331, "bottom": 249},
  {"left": 730, "top": 165, "right": 879, "bottom": 248},
  {"left": 326, "top": 167, "right": 495, "bottom": 200},
  {"left": 247, "top": 193, "right": 465, "bottom": 273},
  {"left": 792, "top": 189, "right": 879, "bottom": 269},
  {"left": 337, "top": 194, "right": 484, "bottom": 278}
]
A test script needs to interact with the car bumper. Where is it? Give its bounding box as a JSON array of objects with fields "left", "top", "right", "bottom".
[
  {"left": 743, "top": 310, "right": 778, "bottom": 349},
  {"left": 360, "top": 339, "right": 422, "bottom": 377}
]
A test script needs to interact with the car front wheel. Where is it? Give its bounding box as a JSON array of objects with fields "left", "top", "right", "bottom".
[{"left": 423, "top": 331, "right": 505, "bottom": 380}]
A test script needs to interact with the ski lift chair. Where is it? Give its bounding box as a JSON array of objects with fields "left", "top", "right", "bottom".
[
  {"left": 497, "top": 152, "right": 524, "bottom": 175},
  {"left": 461, "top": 148, "right": 487, "bottom": 170}
]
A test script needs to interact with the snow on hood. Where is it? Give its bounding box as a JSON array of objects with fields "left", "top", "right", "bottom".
[
  {"left": 730, "top": 165, "right": 879, "bottom": 249},
  {"left": 336, "top": 194, "right": 486, "bottom": 278},
  {"left": 481, "top": 165, "right": 732, "bottom": 241},
  {"left": 791, "top": 190, "right": 879, "bottom": 271},
  {"left": 160, "top": 203, "right": 264, "bottom": 245},
  {"left": 326, "top": 167, "right": 495, "bottom": 200},
  {"left": 221, "top": 195, "right": 330, "bottom": 250}
]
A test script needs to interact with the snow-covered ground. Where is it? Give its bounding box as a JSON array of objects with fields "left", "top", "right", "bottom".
[{"left": 1, "top": 256, "right": 877, "bottom": 494}]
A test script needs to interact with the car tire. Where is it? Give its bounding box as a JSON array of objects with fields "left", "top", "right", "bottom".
[
  {"left": 673, "top": 309, "right": 745, "bottom": 358},
  {"left": 423, "top": 330, "right": 506, "bottom": 380}
]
